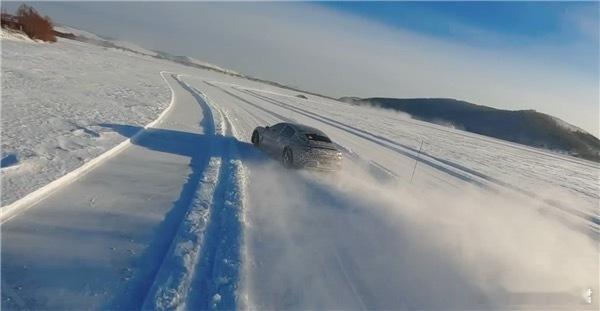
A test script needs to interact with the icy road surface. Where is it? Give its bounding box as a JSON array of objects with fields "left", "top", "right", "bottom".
[{"left": 1, "top": 34, "right": 598, "bottom": 309}]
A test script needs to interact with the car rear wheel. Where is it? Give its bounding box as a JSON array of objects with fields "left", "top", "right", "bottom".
[
  {"left": 251, "top": 130, "right": 260, "bottom": 146},
  {"left": 282, "top": 148, "right": 294, "bottom": 169}
]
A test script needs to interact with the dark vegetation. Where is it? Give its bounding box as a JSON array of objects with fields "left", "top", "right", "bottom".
[
  {"left": 1, "top": 4, "right": 56, "bottom": 42},
  {"left": 340, "top": 97, "right": 600, "bottom": 162}
]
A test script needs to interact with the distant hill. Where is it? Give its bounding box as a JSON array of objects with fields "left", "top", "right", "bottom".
[{"left": 339, "top": 97, "right": 600, "bottom": 162}]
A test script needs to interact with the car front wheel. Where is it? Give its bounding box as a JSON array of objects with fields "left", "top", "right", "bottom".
[{"left": 251, "top": 130, "right": 260, "bottom": 146}]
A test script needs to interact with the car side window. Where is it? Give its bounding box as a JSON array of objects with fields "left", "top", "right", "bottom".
[
  {"left": 270, "top": 123, "right": 285, "bottom": 133},
  {"left": 281, "top": 126, "right": 295, "bottom": 138}
]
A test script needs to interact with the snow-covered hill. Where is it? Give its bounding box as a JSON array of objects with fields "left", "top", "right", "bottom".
[
  {"left": 340, "top": 97, "right": 600, "bottom": 162},
  {"left": 1, "top": 28, "right": 597, "bottom": 310},
  {"left": 0, "top": 27, "right": 34, "bottom": 42}
]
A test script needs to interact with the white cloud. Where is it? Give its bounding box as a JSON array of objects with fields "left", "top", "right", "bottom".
[{"left": 563, "top": 4, "right": 600, "bottom": 42}]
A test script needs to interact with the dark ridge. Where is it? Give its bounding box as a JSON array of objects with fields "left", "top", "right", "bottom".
[{"left": 340, "top": 97, "right": 600, "bottom": 162}]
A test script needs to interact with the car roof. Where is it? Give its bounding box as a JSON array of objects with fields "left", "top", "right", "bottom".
[{"left": 276, "top": 122, "right": 327, "bottom": 136}]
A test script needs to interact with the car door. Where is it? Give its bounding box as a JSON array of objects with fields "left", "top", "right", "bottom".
[
  {"left": 276, "top": 126, "right": 296, "bottom": 155},
  {"left": 262, "top": 123, "right": 285, "bottom": 153}
]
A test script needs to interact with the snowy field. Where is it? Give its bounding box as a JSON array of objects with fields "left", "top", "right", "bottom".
[
  {"left": 1, "top": 30, "right": 598, "bottom": 309},
  {"left": 1, "top": 31, "right": 173, "bottom": 206}
]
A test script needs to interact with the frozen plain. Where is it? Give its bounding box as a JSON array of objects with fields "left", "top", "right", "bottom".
[{"left": 1, "top": 30, "right": 598, "bottom": 309}]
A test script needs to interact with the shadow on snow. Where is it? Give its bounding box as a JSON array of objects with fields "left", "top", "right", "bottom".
[{"left": 97, "top": 121, "right": 268, "bottom": 309}]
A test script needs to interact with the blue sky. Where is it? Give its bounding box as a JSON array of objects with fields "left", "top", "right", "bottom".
[
  {"left": 319, "top": 2, "right": 597, "bottom": 42},
  {"left": 318, "top": 1, "right": 598, "bottom": 74},
  {"left": 3, "top": 2, "right": 599, "bottom": 135}
]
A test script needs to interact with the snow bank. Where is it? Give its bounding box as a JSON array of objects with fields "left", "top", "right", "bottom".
[
  {"left": 1, "top": 35, "right": 172, "bottom": 206},
  {"left": 147, "top": 156, "right": 222, "bottom": 310},
  {"left": 0, "top": 28, "right": 34, "bottom": 42},
  {"left": 0, "top": 72, "right": 177, "bottom": 223},
  {"left": 54, "top": 25, "right": 105, "bottom": 41}
]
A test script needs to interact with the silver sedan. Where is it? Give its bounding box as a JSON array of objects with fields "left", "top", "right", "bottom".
[{"left": 251, "top": 122, "right": 343, "bottom": 171}]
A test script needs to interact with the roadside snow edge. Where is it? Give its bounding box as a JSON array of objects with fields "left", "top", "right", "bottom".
[{"left": 0, "top": 71, "right": 178, "bottom": 223}]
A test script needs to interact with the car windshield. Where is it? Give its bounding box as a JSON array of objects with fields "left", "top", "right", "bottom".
[{"left": 305, "top": 133, "right": 331, "bottom": 143}]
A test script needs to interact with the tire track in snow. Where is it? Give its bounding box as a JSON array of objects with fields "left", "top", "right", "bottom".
[
  {"left": 200, "top": 81, "right": 270, "bottom": 127},
  {"left": 142, "top": 81, "right": 247, "bottom": 310},
  {"left": 142, "top": 156, "right": 223, "bottom": 310},
  {"left": 204, "top": 82, "right": 296, "bottom": 124},
  {"left": 140, "top": 77, "right": 221, "bottom": 310},
  {"left": 185, "top": 86, "right": 247, "bottom": 310}
]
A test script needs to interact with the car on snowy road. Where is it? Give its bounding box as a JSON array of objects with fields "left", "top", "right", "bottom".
[{"left": 251, "top": 122, "right": 343, "bottom": 171}]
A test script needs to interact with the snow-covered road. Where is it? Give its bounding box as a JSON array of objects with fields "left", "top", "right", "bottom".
[
  {"left": 2, "top": 69, "right": 597, "bottom": 309},
  {"left": 1, "top": 73, "right": 245, "bottom": 309}
]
